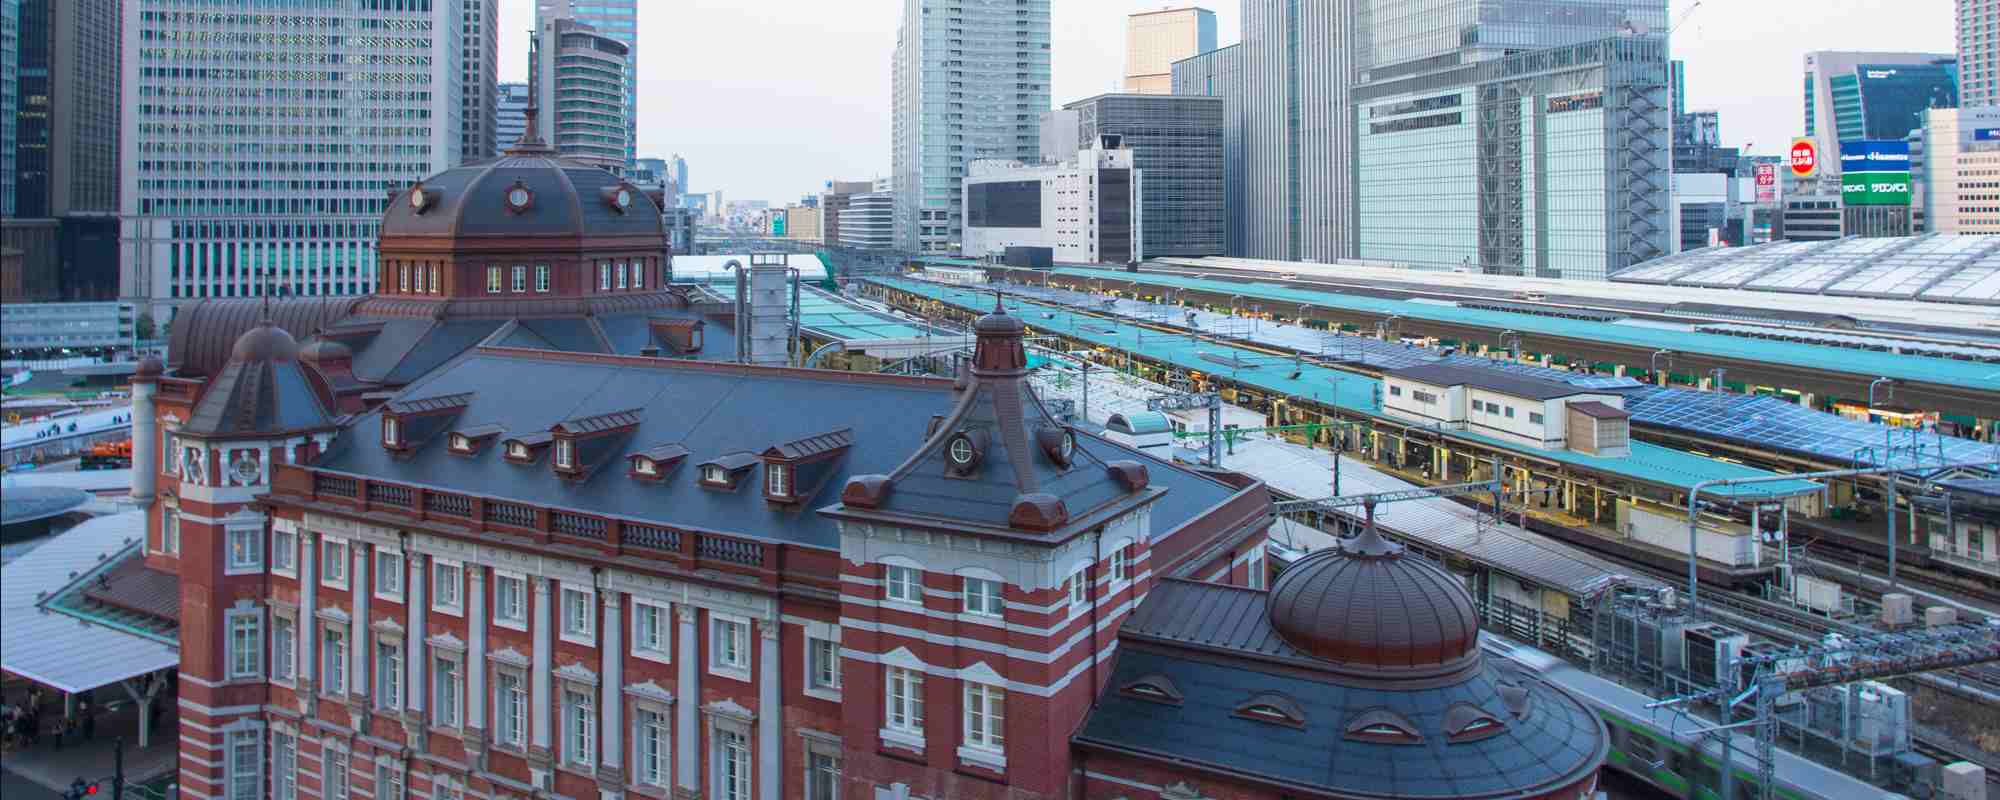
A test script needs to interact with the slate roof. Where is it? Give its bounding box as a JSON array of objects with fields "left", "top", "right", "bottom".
[
  {"left": 766, "top": 429, "right": 854, "bottom": 460},
  {"left": 380, "top": 153, "right": 664, "bottom": 240},
  {"left": 1387, "top": 363, "right": 1592, "bottom": 401},
  {"left": 1078, "top": 579, "right": 1607, "bottom": 799},
  {"left": 183, "top": 325, "right": 340, "bottom": 437},
  {"left": 308, "top": 348, "right": 1246, "bottom": 550},
  {"left": 386, "top": 392, "right": 474, "bottom": 416}
]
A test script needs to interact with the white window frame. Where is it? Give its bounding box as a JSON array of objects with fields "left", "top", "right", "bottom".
[
  {"left": 227, "top": 607, "right": 262, "bottom": 679},
  {"left": 959, "top": 682, "right": 1006, "bottom": 768},
  {"left": 561, "top": 584, "right": 596, "bottom": 646},
  {"left": 883, "top": 564, "right": 922, "bottom": 606},
  {"left": 616, "top": 261, "right": 628, "bottom": 289},
  {"left": 511, "top": 265, "right": 527, "bottom": 293},
  {"left": 535, "top": 264, "right": 550, "bottom": 292},
  {"left": 712, "top": 724, "right": 752, "bottom": 800},
  {"left": 766, "top": 463, "right": 790, "bottom": 497},
  {"left": 1065, "top": 566, "right": 1090, "bottom": 615},
  {"left": 375, "top": 761, "right": 405, "bottom": 800},
  {"left": 432, "top": 559, "right": 464, "bottom": 616},
  {"left": 161, "top": 507, "right": 181, "bottom": 555},
  {"left": 961, "top": 576, "right": 1004, "bottom": 618},
  {"left": 322, "top": 625, "right": 348, "bottom": 697},
  {"left": 324, "top": 744, "right": 350, "bottom": 800},
  {"left": 376, "top": 637, "right": 403, "bottom": 710},
  {"left": 495, "top": 668, "right": 528, "bottom": 748},
  {"left": 225, "top": 525, "right": 263, "bottom": 575},
  {"left": 882, "top": 666, "right": 926, "bottom": 748},
  {"left": 806, "top": 635, "right": 842, "bottom": 700},
  {"left": 321, "top": 536, "right": 350, "bottom": 589},
  {"left": 433, "top": 651, "right": 463, "bottom": 729},
  {"left": 270, "top": 527, "right": 297, "bottom": 577},
  {"left": 225, "top": 726, "right": 263, "bottom": 800},
  {"left": 600, "top": 262, "right": 612, "bottom": 290},
  {"left": 1247, "top": 549, "right": 1267, "bottom": 590},
  {"left": 382, "top": 415, "right": 400, "bottom": 447},
  {"left": 804, "top": 742, "right": 841, "bottom": 800},
  {"left": 634, "top": 706, "right": 670, "bottom": 787},
  {"left": 632, "top": 600, "right": 670, "bottom": 664},
  {"left": 555, "top": 437, "right": 576, "bottom": 469},
  {"left": 493, "top": 570, "right": 528, "bottom": 631},
  {"left": 272, "top": 730, "right": 298, "bottom": 800},
  {"left": 633, "top": 261, "right": 645, "bottom": 289},
  {"left": 374, "top": 549, "right": 404, "bottom": 602},
  {"left": 487, "top": 266, "right": 503, "bottom": 293},
  {"left": 272, "top": 613, "right": 297, "bottom": 684},
  {"left": 564, "top": 685, "right": 597, "bottom": 768},
  {"left": 709, "top": 612, "right": 751, "bottom": 681}
]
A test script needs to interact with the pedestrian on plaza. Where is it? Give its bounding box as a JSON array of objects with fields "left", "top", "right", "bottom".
[{"left": 79, "top": 697, "right": 94, "bottom": 741}]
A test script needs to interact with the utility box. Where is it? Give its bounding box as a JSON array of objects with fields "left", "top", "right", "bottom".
[
  {"left": 1793, "top": 574, "right": 1844, "bottom": 615},
  {"left": 1683, "top": 623, "right": 1749, "bottom": 689},
  {"left": 1927, "top": 606, "right": 1959, "bottom": 628},
  {"left": 1881, "top": 593, "right": 1915, "bottom": 627},
  {"left": 1943, "top": 762, "right": 1987, "bottom": 800}
]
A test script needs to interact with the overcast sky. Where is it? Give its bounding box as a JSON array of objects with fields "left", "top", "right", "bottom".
[{"left": 498, "top": 0, "right": 1956, "bottom": 204}]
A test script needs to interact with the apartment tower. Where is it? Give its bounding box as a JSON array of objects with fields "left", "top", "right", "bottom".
[{"left": 891, "top": 0, "right": 1052, "bottom": 254}]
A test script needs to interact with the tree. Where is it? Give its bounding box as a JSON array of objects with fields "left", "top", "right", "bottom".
[{"left": 135, "top": 313, "right": 156, "bottom": 341}]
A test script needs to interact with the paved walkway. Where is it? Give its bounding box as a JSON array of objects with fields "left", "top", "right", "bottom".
[{"left": 0, "top": 703, "right": 176, "bottom": 792}]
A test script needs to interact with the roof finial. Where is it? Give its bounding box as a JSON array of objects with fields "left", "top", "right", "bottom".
[
  {"left": 1345, "top": 498, "right": 1401, "bottom": 558},
  {"left": 992, "top": 289, "right": 1005, "bottom": 315}
]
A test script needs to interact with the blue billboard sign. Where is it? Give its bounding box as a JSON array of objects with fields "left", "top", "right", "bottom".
[{"left": 1839, "top": 140, "right": 1912, "bottom": 207}]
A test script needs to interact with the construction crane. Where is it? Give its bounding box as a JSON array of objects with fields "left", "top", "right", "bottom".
[{"left": 1650, "top": 620, "right": 2000, "bottom": 800}]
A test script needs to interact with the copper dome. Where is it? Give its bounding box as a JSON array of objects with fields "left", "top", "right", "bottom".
[
  {"left": 1266, "top": 521, "right": 1481, "bottom": 677},
  {"left": 231, "top": 320, "right": 301, "bottom": 363},
  {"left": 974, "top": 301, "right": 1026, "bottom": 334}
]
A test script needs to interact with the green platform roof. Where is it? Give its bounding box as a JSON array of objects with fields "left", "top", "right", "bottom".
[
  {"left": 1048, "top": 267, "right": 2000, "bottom": 393},
  {"left": 879, "top": 277, "right": 1824, "bottom": 498}
]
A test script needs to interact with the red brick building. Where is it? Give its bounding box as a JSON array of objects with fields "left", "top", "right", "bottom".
[{"left": 140, "top": 126, "right": 1601, "bottom": 800}]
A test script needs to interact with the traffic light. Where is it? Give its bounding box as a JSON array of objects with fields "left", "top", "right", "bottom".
[{"left": 64, "top": 778, "right": 99, "bottom": 800}]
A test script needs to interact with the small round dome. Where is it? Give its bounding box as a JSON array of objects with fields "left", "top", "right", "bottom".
[
  {"left": 298, "top": 338, "right": 353, "bottom": 364},
  {"left": 1266, "top": 523, "right": 1481, "bottom": 675},
  {"left": 231, "top": 321, "right": 300, "bottom": 363},
  {"left": 134, "top": 355, "right": 165, "bottom": 379},
  {"left": 975, "top": 297, "right": 1025, "bottom": 334}
]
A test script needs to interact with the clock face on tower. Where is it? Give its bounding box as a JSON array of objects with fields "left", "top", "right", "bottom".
[
  {"left": 409, "top": 187, "right": 429, "bottom": 210},
  {"left": 232, "top": 454, "right": 261, "bottom": 484},
  {"left": 508, "top": 187, "right": 531, "bottom": 208},
  {"left": 615, "top": 188, "right": 632, "bottom": 209}
]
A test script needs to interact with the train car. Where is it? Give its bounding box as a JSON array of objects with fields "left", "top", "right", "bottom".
[{"left": 1486, "top": 636, "right": 1912, "bottom": 800}]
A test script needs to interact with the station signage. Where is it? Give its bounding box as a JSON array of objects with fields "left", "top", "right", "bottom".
[
  {"left": 1788, "top": 138, "right": 1818, "bottom": 178},
  {"left": 1838, "top": 140, "right": 1912, "bottom": 207},
  {"left": 1975, "top": 128, "right": 2000, "bottom": 142}
]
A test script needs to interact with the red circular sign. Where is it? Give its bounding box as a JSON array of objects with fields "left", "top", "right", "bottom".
[{"left": 1789, "top": 140, "right": 1818, "bottom": 177}]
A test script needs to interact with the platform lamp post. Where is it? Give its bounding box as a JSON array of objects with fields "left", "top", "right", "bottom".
[
  {"left": 1651, "top": 349, "right": 1673, "bottom": 386},
  {"left": 1496, "top": 329, "right": 1520, "bottom": 357}
]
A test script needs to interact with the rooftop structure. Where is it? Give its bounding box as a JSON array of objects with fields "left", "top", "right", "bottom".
[
  {"left": 1123, "top": 6, "right": 1215, "bottom": 95},
  {"left": 1613, "top": 233, "right": 2000, "bottom": 305}
]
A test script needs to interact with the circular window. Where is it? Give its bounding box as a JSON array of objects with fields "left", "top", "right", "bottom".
[
  {"left": 408, "top": 186, "right": 429, "bottom": 211},
  {"left": 947, "top": 435, "right": 977, "bottom": 467},
  {"left": 615, "top": 188, "right": 632, "bottom": 209},
  {"left": 505, "top": 183, "right": 533, "bottom": 213},
  {"left": 231, "top": 455, "right": 261, "bottom": 484},
  {"left": 1059, "top": 431, "right": 1076, "bottom": 462}
]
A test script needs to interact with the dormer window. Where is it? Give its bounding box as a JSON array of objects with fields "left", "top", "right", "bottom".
[
  {"left": 382, "top": 415, "right": 402, "bottom": 449},
  {"left": 1120, "top": 674, "right": 1183, "bottom": 705},
  {"left": 555, "top": 438, "right": 576, "bottom": 470},
  {"left": 629, "top": 444, "right": 688, "bottom": 482},
  {"left": 1344, "top": 708, "right": 1422, "bottom": 744},
  {"left": 766, "top": 463, "right": 791, "bottom": 498},
  {"left": 501, "top": 431, "right": 551, "bottom": 464},
  {"left": 1443, "top": 702, "right": 1508, "bottom": 743},
  {"left": 448, "top": 424, "right": 501, "bottom": 456},
  {"left": 1232, "top": 692, "right": 1306, "bottom": 729},
  {"left": 507, "top": 441, "right": 530, "bottom": 460},
  {"left": 696, "top": 452, "right": 759, "bottom": 491}
]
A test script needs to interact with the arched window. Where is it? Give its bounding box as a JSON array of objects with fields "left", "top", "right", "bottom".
[
  {"left": 1343, "top": 708, "right": 1421, "bottom": 744},
  {"left": 1232, "top": 691, "right": 1305, "bottom": 728},
  {"left": 1119, "top": 674, "right": 1183, "bottom": 705},
  {"left": 1442, "top": 702, "right": 1507, "bottom": 743}
]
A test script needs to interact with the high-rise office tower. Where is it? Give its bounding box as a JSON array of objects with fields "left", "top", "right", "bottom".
[
  {"left": 1803, "top": 51, "right": 1959, "bottom": 176},
  {"left": 538, "top": 0, "right": 636, "bottom": 169},
  {"left": 533, "top": 17, "right": 630, "bottom": 173},
  {"left": 1173, "top": 44, "right": 1246, "bottom": 256},
  {"left": 1235, "top": 0, "right": 1356, "bottom": 262},
  {"left": 1, "top": 0, "right": 17, "bottom": 219},
  {"left": 460, "top": 0, "right": 498, "bottom": 163},
  {"left": 495, "top": 81, "right": 530, "bottom": 152},
  {"left": 891, "top": 0, "right": 1052, "bottom": 254},
  {"left": 1046, "top": 94, "right": 1225, "bottom": 256},
  {"left": 5, "top": 0, "right": 120, "bottom": 301},
  {"left": 119, "top": 0, "right": 463, "bottom": 306},
  {"left": 1962, "top": 1, "right": 1998, "bottom": 108},
  {"left": 1125, "top": 6, "right": 1215, "bottom": 94},
  {"left": 670, "top": 153, "right": 689, "bottom": 197}
]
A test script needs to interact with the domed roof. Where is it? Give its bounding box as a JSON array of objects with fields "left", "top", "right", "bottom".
[
  {"left": 1266, "top": 514, "right": 1481, "bottom": 676},
  {"left": 380, "top": 126, "right": 663, "bottom": 241},
  {"left": 231, "top": 320, "right": 300, "bottom": 362},
  {"left": 975, "top": 298, "right": 1026, "bottom": 335}
]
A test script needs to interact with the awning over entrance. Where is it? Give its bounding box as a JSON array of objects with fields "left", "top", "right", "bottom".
[{"left": 1, "top": 512, "right": 178, "bottom": 694}]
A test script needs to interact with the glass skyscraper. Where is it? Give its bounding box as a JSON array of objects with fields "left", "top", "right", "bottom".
[
  {"left": 1803, "top": 51, "right": 1957, "bottom": 178},
  {"left": 539, "top": 0, "right": 636, "bottom": 169},
  {"left": 1961, "top": 0, "right": 1998, "bottom": 108},
  {"left": 1, "top": 0, "right": 17, "bottom": 219},
  {"left": 891, "top": 0, "right": 1052, "bottom": 254},
  {"left": 120, "top": 0, "right": 463, "bottom": 305}
]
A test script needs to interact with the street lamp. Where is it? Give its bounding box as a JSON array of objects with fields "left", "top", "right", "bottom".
[
  {"left": 1651, "top": 349, "right": 1673, "bottom": 385},
  {"left": 1497, "top": 329, "right": 1520, "bottom": 357},
  {"left": 1868, "top": 376, "right": 1894, "bottom": 410}
]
